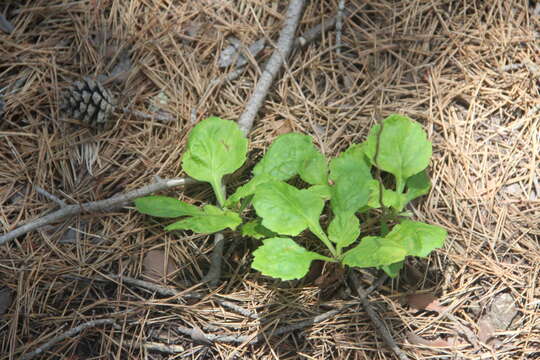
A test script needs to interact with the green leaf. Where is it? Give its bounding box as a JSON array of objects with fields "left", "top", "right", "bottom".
[
  {"left": 241, "top": 219, "right": 277, "bottom": 239},
  {"left": 306, "top": 184, "right": 332, "bottom": 200},
  {"left": 135, "top": 196, "right": 202, "bottom": 218},
  {"left": 182, "top": 117, "right": 248, "bottom": 205},
  {"left": 252, "top": 181, "right": 324, "bottom": 236},
  {"left": 386, "top": 220, "right": 446, "bottom": 257},
  {"left": 329, "top": 144, "right": 373, "bottom": 214},
  {"left": 251, "top": 237, "right": 330, "bottom": 280},
  {"left": 165, "top": 205, "right": 241, "bottom": 233},
  {"left": 328, "top": 212, "right": 360, "bottom": 248},
  {"left": 364, "top": 114, "right": 432, "bottom": 192},
  {"left": 253, "top": 133, "right": 322, "bottom": 181},
  {"left": 405, "top": 170, "right": 431, "bottom": 203},
  {"left": 342, "top": 236, "right": 407, "bottom": 268},
  {"left": 299, "top": 150, "right": 328, "bottom": 185},
  {"left": 226, "top": 174, "right": 273, "bottom": 206},
  {"left": 381, "top": 261, "right": 404, "bottom": 278},
  {"left": 367, "top": 181, "right": 407, "bottom": 211}
]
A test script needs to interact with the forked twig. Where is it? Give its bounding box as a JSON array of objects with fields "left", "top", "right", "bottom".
[
  {"left": 20, "top": 319, "right": 117, "bottom": 360},
  {"left": 0, "top": 177, "right": 197, "bottom": 246}
]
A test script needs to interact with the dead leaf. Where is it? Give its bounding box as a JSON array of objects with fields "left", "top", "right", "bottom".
[
  {"left": 0, "top": 288, "right": 13, "bottom": 315},
  {"left": 143, "top": 250, "right": 177, "bottom": 283},
  {"left": 274, "top": 119, "right": 293, "bottom": 135},
  {"left": 477, "top": 293, "right": 517, "bottom": 345},
  {"left": 406, "top": 292, "right": 447, "bottom": 312},
  {"left": 407, "top": 332, "right": 456, "bottom": 347}
]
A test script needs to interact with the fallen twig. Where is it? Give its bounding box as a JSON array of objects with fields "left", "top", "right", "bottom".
[
  {"left": 237, "top": 0, "right": 306, "bottom": 135},
  {"left": 335, "top": 0, "right": 345, "bottom": 57},
  {"left": 189, "top": 11, "right": 340, "bottom": 125},
  {"left": 349, "top": 271, "right": 408, "bottom": 360},
  {"left": 0, "top": 177, "right": 197, "bottom": 246},
  {"left": 124, "top": 340, "right": 185, "bottom": 354},
  {"left": 106, "top": 274, "right": 259, "bottom": 320},
  {"left": 33, "top": 185, "right": 66, "bottom": 208},
  {"left": 20, "top": 319, "right": 117, "bottom": 360}
]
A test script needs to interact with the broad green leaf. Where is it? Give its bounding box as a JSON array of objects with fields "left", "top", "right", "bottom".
[
  {"left": 328, "top": 212, "right": 360, "bottom": 247},
  {"left": 342, "top": 236, "right": 407, "bottom": 268},
  {"left": 386, "top": 220, "right": 446, "bottom": 257},
  {"left": 405, "top": 170, "right": 431, "bottom": 203},
  {"left": 182, "top": 117, "right": 248, "bottom": 205},
  {"left": 251, "top": 237, "right": 330, "bottom": 280},
  {"left": 253, "top": 133, "right": 321, "bottom": 181},
  {"left": 364, "top": 115, "right": 432, "bottom": 192},
  {"left": 165, "top": 205, "right": 241, "bottom": 233},
  {"left": 381, "top": 261, "right": 404, "bottom": 278},
  {"left": 135, "top": 196, "right": 202, "bottom": 218},
  {"left": 329, "top": 144, "right": 373, "bottom": 214},
  {"left": 252, "top": 181, "right": 324, "bottom": 236},
  {"left": 241, "top": 219, "right": 277, "bottom": 239},
  {"left": 226, "top": 174, "right": 273, "bottom": 206},
  {"left": 306, "top": 184, "right": 332, "bottom": 200},
  {"left": 299, "top": 150, "right": 328, "bottom": 185}
]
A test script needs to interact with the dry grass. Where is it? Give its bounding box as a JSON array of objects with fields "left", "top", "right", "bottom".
[{"left": 1, "top": 0, "right": 539, "bottom": 359}]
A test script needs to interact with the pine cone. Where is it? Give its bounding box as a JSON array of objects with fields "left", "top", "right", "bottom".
[{"left": 62, "top": 77, "right": 116, "bottom": 129}]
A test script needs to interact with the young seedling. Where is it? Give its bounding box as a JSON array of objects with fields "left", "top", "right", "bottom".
[{"left": 135, "top": 114, "right": 447, "bottom": 281}]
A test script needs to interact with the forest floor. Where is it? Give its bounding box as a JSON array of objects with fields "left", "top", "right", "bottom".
[{"left": 1, "top": 0, "right": 539, "bottom": 359}]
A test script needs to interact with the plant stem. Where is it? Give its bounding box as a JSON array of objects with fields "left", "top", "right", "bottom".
[
  {"left": 211, "top": 179, "right": 226, "bottom": 207},
  {"left": 309, "top": 223, "right": 337, "bottom": 257},
  {"left": 380, "top": 213, "right": 390, "bottom": 236}
]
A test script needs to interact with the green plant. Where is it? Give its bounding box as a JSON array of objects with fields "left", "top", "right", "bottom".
[{"left": 135, "top": 115, "right": 447, "bottom": 280}]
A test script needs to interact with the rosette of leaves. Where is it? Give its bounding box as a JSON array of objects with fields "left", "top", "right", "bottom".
[{"left": 134, "top": 115, "right": 447, "bottom": 281}]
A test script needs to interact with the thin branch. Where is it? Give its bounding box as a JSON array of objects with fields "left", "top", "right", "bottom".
[
  {"left": 0, "top": 177, "right": 197, "bottom": 246},
  {"left": 295, "top": 15, "right": 339, "bottom": 47},
  {"left": 201, "top": 232, "right": 225, "bottom": 287},
  {"left": 124, "top": 340, "right": 185, "bottom": 354},
  {"left": 34, "top": 185, "right": 66, "bottom": 207},
  {"left": 191, "top": 11, "right": 339, "bottom": 126},
  {"left": 336, "top": 0, "right": 345, "bottom": 57},
  {"left": 20, "top": 319, "right": 117, "bottom": 360},
  {"left": 349, "top": 271, "right": 408, "bottom": 360},
  {"left": 106, "top": 274, "right": 259, "bottom": 320},
  {"left": 237, "top": 0, "right": 306, "bottom": 135}
]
